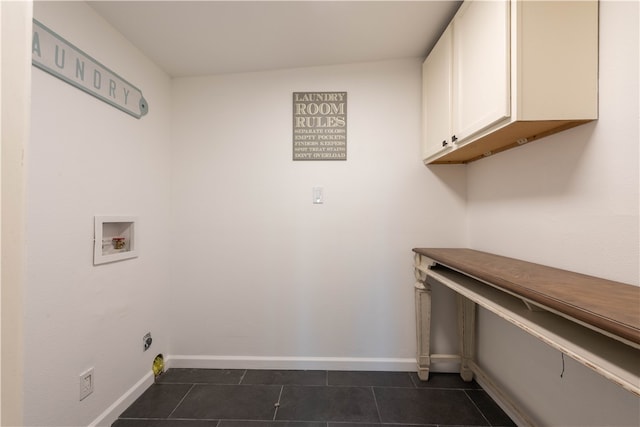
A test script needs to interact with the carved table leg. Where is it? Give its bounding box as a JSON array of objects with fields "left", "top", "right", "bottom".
[
  {"left": 415, "top": 280, "right": 431, "bottom": 380},
  {"left": 457, "top": 293, "right": 476, "bottom": 382},
  {"left": 414, "top": 257, "right": 432, "bottom": 381}
]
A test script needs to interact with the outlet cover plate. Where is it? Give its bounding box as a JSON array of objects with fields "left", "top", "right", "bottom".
[
  {"left": 143, "top": 332, "right": 152, "bottom": 351},
  {"left": 79, "top": 367, "right": 94, "bottom": 401}
]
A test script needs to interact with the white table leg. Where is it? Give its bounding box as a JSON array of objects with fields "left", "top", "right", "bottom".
[
  {"left": 457, "top": 293, "right": 476, "bottom": 381},
  {"left": 415, "top": 279, "right": 432, "bottom": 380}
]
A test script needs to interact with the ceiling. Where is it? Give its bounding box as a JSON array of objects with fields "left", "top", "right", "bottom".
[{"left": 88, "top": 1, "right": 462, "bottom": 78}]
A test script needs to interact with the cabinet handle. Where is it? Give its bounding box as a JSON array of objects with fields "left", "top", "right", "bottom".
[
  {"left": 451, "top": 135, "right": 458, "bottom": 143},
  {"left": 442, "top": 140, "right": 448, "bottom": 147}
]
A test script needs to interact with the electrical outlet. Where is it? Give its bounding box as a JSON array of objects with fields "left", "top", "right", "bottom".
[
  {"left": 79, "top": 368, "right": 94, "bottom": 401},
  {"left": 143, "top": 332, "right": 152, "bottom": 351}
]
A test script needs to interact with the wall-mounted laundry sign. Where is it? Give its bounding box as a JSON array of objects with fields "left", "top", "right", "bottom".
[
  {"left": 293, "top": 92, "right": 347, "bottom": 160},
  {"left": 31, "top": 19, "right": 148, "bottom": 119}
]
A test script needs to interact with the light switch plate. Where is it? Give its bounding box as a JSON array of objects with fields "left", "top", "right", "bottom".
[
  {"left": 313, "top": 187, "right": 323, "bottom": 204},
  {"left": 79, "top": 367, "right": 94, "bottom": 401}
]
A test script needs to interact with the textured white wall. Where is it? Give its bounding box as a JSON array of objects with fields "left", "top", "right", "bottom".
[
  {"left": 169, "top": 60, "right": 467, "bottom": 368},
  {"left": 26, "top": 2, "right": 172, "bottom": 426},
  {"left": 466, "top": 1, "right": 639, "bottom": 425}
]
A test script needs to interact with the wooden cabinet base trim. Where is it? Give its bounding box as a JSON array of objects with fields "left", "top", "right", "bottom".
[{"left": 425, "top": 119, "right": 594, "bottom": 164}]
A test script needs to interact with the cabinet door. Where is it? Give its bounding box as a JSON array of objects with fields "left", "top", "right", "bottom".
[
  {"left": 452, "top": 0, "right": 510, "bottom": 143},
  {"left": 422, "top": 26, "right": 452, "bottom": 160}
]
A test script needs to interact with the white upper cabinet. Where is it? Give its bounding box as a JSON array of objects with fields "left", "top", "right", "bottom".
[
  {"left": 422, "top": 25, "right": 452, "bottom": 159},
  {"left": 452, "top": 0, "right": 510, "bottom": 143},
  {"left": 422, "top": 0, "right": 598, "bottom": 164}
]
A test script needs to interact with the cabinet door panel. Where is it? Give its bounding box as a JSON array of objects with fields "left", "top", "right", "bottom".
[
  {"left": 453, "top": 0, "right": 510, "bottom": 142},
  {"left": 422, "top": 27, "right": 452, "bottom": 160}
]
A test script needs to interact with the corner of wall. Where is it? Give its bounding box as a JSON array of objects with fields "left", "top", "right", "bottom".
[{"left": 1, "top": 1, "right": 33, "bottom": 425}]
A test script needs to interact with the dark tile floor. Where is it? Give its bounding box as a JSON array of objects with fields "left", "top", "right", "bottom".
[{"left": 112, "top": 369, "right": 515, "bottom": 427}]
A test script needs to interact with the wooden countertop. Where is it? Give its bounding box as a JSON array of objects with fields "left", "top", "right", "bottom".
[{"left": 412, "top": 248, "right": 640, "bottom": 346}]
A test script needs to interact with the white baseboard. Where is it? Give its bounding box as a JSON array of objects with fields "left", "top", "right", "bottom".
[
  {"left": 88, "top": 371, "right": 154, "bottom": 427},
  {"left": 166, "top": 355, "right": 424, "bottom": 372},
  {"left": 471, "top": 362, "right": 534, "bottom": 427}
]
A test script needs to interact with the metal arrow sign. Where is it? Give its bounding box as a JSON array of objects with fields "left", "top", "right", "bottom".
[{"left": 32, "top": 19, "right": 148, "bottom": 119}]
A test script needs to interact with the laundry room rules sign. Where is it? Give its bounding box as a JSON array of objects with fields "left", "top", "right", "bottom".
[
  {"left": 293, "top": 92, "right": 347, "bottom": 160},
  {"left": 31, "top": 19, "right": 148, "bottom": 119}
]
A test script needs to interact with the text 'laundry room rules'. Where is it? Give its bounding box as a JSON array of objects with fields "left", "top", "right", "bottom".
[{"left": 293, "top": 92, "right": 347, "bottom": 161}]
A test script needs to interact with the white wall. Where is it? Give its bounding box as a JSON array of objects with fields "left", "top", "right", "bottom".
[
  {"left": 466, "top": 1, "right": 639, "bottom": 425},
  {"left": 26, "top": 2, "right": 172, "bottom": 426},
  {"left": 22, "top": 1, "right": 638, "bottom": 426},
  {"left": 24, "top": 5, "right": 468, "bottom": 424},
  {"left": 169, "top": 59, "right": 467, "bottom": 369}
]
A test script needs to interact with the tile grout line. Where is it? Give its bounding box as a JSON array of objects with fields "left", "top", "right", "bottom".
[
  {"left": 331, "top": 424, "right": 438, "bottom": 426},
  {"left": 464, "top": 389, "right": 492, "bottom": 427},
  {"left": 166, "top": 383, "right": 196, "bottom": 419},
  {"left": 408, "top": 371, "right": 418, "bottom": 388},
  {"left": 116, "top": 417, "right": 220, "bottom": 422},
  {"left": 238, "top": 369, "right": 248, "bottom": 384},
  {"left": 272, "top": 385, "right": 284, "bottom": 421},
  {"left": 370, "top": 386, "right": 383, "bottom": 423}
]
